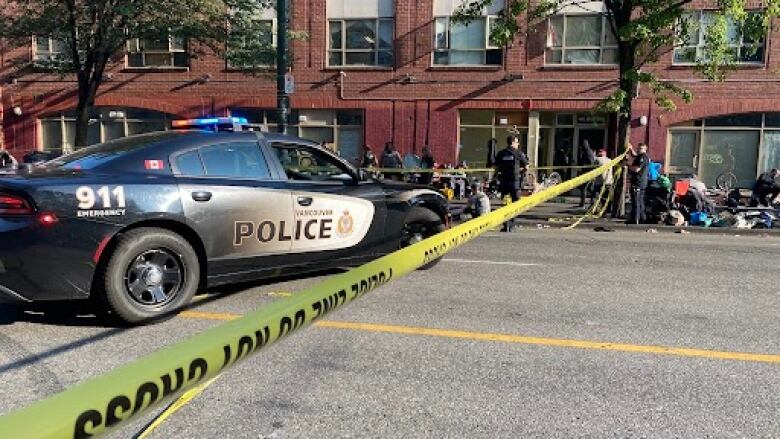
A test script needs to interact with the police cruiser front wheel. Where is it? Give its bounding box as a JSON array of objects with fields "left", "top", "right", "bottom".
[
  {"left": 101, "top": 228, "right": 200, "bottom": 325},
  {"left": 401, "top": 207, "right": 445, "bottom": 270}
]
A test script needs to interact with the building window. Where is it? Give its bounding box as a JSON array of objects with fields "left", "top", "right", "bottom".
[
  {"left": 667, "top": 113, "right": 780, "bottom": 188},
  {"left": 673, "top": 11, "right": 765, "bottom": 65},
  {"left": 127, "top": 37, "right": 188, "bottom": 68},
  {"left": 32, "top": 36, "right": 68, "bottom": 63},
  {"left": 459, "top": 110, "right": 528, "bottom": 168},
  {"left": 229, "top": 108, "right": 364, "bottom": 164},
  {"left": 546, "top": 14, "right": 617, "bottom": 65},
  {"left": 227, "top": 3, "right": 277, "bottom": 70},
  {"left": 433, "top": 16, "right": 502, "bottom": 66},
  {"left": 328, "top": 19, "right": 394, "bottom": 67},
  {"left": 39, "top": 107, "right": 173, "bottom": 155}
]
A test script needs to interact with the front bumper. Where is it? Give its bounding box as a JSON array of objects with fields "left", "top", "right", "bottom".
[{"left": 0, "top": 216, "right": 97, "bottom": 302}]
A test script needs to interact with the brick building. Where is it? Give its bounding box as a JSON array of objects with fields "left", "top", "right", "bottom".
[{"left": 2, "top": 0, "right": 780, "bottom": 188}]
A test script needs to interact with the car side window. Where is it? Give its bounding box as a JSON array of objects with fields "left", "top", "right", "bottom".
[
  {"left": 196, "top": 142, "right": 271, "bottom": 179},
  {"left": 175, "top": 150, "right": 205, "bottom": 176},
  {"left": 271, "top": 143, "right": 353, "bottom": 182}
]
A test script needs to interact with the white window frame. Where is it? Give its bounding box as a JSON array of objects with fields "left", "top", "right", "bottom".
[
  {"left": 126, "top": 36, "right": 188, "bottom": 69},
  {"left": 32, "top": 35, "right": 66, "bottom": 62},
  {"left": 38, "top": 108, "right": 172, "bottom": 154},
  {"left": 432, "top": 15, "right": 502, "bottom": 66},
  {"left": 545, "top": 13, "right": 618, "bottom": 65},
  {"left": 226, "top": 18, "right": 277, "bottom": 69},
  {"left": 327, "top": 18, "right": 395, "bottom": 67},
  {"left": 672, "top": 10, "right": 765, "bottom": 66}
]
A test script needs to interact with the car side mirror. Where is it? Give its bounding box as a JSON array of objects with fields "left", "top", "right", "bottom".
[{"left": 357, "top": 168, "right": 370, "bottom": 182}]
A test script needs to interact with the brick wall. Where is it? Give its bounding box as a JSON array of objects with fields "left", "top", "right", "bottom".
[{"left": 2, "top": 0, "right": 780, "bottom": 163}]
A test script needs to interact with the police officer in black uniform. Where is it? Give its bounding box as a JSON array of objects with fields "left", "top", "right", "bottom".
[
  {"left": 627, "top": 142, "right": 650, "bottom": 224},
  {"left": 494, "top": 135, "right": 528, "bottom": 232}
]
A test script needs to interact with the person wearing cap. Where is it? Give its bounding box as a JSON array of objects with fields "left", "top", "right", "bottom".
[{"left": 494, "top": 135, "right": 528, "bottom": 231}]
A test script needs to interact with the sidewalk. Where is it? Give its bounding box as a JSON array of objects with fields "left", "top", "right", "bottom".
[{"left": 449, "top": 198, "right": 780, "bottom": 235}]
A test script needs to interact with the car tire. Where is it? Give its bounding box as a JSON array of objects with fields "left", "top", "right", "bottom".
[
  {"left": 101, "top": 228, "right": 200, "bottom": 325},
  {"left": 401, "top": 207, "right": 445, "bottom": 270}
]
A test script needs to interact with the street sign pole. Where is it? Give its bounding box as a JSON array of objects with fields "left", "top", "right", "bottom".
[{"left": 276, "top": 0, "right": 289, "bottom": 134}]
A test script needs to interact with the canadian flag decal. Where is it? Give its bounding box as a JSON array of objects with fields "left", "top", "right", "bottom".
[{"left": 144, "top": 160, "right": 165, "bottom": 170}]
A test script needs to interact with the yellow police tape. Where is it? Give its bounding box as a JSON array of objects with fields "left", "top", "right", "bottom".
[
  {"left": 366, "top": 164, "right": 599, "bottom": 174},
  {"left": 0, "top": 156, "right": 623, "bottom": 439}
]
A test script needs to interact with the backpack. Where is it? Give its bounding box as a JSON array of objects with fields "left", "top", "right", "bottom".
[{"left": 381, "top": 151, "right": 401, "bottom": 168}]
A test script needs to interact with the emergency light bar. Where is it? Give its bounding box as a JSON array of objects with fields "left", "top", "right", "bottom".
[{"left": 171, "top": 117, "right": 249, "bottom": 129}]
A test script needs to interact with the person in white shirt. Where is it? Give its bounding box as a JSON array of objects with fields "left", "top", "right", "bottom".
[
  {"left": 592, "top": 149, "right": 613, "bottom": 206},
  {"left": 467, "top": 182, "right": 491, "bottom": 218}
]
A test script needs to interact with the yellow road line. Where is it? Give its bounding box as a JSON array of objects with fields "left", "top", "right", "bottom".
[
  {"left": 179, "top": 310, "right": 240, "bottom": 321},
  {"left": 178, "top": 311, "right": 780, "bottom": 364}
]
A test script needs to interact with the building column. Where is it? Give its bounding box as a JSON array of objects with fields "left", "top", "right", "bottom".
[{"left": 527, "top": 111, "right": 540, "bottom": 170}]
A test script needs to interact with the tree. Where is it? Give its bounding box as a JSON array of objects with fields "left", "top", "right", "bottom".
[
  {"left": 454, "top": 0, "right": 778, "bottom": 152},
  {"left": 0, "top": 0, "right": 274, "bottom": 147}
]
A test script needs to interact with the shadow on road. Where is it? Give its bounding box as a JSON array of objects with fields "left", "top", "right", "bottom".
[{"left": 0, "top": 269, "right": 342, "bottom": 377}]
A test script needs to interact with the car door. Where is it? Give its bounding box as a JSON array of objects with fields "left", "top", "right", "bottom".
[
  {"left": 269, "top": 142, "right": 387, "bottom": 261},
  {"left": 172, "top": 140, "right": 295, "bottom": 275}
]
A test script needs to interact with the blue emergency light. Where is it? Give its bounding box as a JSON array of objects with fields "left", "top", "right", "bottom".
[{"left": 171, "top": 117, "right": 248, "bottom": 129}]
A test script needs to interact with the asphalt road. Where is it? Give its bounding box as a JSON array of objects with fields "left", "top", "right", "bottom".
[{"left": 1, "top": 228, "right": 779, "bottom": 438}]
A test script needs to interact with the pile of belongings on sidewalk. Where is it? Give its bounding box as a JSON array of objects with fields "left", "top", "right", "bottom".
[{"left": 643, "top": 172, "right": 779, "bottom": 230}]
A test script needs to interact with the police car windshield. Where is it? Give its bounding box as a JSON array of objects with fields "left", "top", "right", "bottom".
[{"left": 47, "top": 132, "right": 180, "bottom": 170}]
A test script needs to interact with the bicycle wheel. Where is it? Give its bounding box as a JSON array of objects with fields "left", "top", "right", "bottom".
[{"left": 716, "top": 172, "right": 737, "bottom": 191}]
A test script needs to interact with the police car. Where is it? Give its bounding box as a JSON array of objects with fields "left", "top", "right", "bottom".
[{"left": 0, "top": 118, "right": 448, "bottom": 324}]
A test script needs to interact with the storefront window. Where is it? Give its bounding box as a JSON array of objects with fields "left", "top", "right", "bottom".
[
  {"left": 231, "top": 108, "right": 364, "bottom": 164},
  {"left": 38, "top": 107, "right": 173, "bottom": 155},
  {"left": 668, "top": 112, "right": 780, "bottom": 188},
  {"left": 700, "top": 131, "right": 758, "bottom": 188},
  {"left": 458, "top": 110, "right": 527, "bottom": 167},
  {"left": 761, "top": 131, "right": 780, "bottom": 171}
]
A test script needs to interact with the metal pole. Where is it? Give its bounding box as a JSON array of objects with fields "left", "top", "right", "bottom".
[{"left": 276, "top": 0, "right": 289, "bottom": 134}]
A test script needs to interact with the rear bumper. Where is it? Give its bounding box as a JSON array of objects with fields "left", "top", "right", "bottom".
[{"left": 0, "top": 217, "right": 98, "bottom": 302}]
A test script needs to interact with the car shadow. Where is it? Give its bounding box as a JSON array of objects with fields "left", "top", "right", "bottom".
[{"left": 0, "top": 269, "right": 343, "bottom": 377}]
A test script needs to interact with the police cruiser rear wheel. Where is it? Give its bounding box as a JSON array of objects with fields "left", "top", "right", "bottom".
[
  {"left": 401, "top": 207, "right": 445, "bottom": 270},
  {"left": 102, "top": 228, "right": 200, "bottom": 324}
]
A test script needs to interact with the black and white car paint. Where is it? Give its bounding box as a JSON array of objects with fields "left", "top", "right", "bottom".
[{"left": 0, "top": 128, "right": 448, "bottom": 323}]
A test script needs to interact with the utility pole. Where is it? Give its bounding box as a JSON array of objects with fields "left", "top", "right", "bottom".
[{"left": 276, "top": 0, "right": 289, "bottom": 134}]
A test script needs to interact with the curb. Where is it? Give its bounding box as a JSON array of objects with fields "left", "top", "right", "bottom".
[{"left": 512, "top": 218, "right": 780, "bottom": 236}]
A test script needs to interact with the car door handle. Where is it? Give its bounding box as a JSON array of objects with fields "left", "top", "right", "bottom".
[
  {"left": 296, "top": 196, "right": 313, "bottom": 206},
  {"left": 191, "top": 191, "right": 212, "bottom": 202}
]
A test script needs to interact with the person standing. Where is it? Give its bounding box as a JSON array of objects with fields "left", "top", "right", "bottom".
[
  {"left": 494, "top": 135, "right": 528, "bottom": 232},
  {"left": 361, "top": 144, "right": 378, "bottom": 169},
  {"left": 593, "top": 149, "right": 613, "bottom": 197},
  {"left": 485, "top": 138, "right": 498, "bottom": 168},
  {"left": 626, "top": 143, "right": 650, "bottom": 224},
  {"left": 419, "top": 146, "right": 435, "bottom": 185},
  {"left": 578, "top": 139, "right": 596, "bottom": 207},
  {"left": 380, "top": 141, "right": 403, "bottom": 181}
]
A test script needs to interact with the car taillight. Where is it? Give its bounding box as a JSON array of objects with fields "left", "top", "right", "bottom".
[{"left": 0, "top": 194, "right": 33, "bottom": 215}]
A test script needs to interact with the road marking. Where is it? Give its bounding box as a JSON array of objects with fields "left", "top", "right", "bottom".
[
  {"left": 267, "top": 291, "right": 293, "bottom": 297},
  {"left": 178, "top": 311, "right": 780, "bottom": 364},
  {"left": 179, "top": 310, "right": 240, "bottom": 321},
  {"left": 442, "top": 258, "right": 540, "bottom": 267}
]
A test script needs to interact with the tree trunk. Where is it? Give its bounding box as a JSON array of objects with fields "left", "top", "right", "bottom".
[
  {"left": 613, "top": 44, "right": 637, "bottom": 218},
  {"left": 73, "top": 96, "right": 91, "bottom": 149}
]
